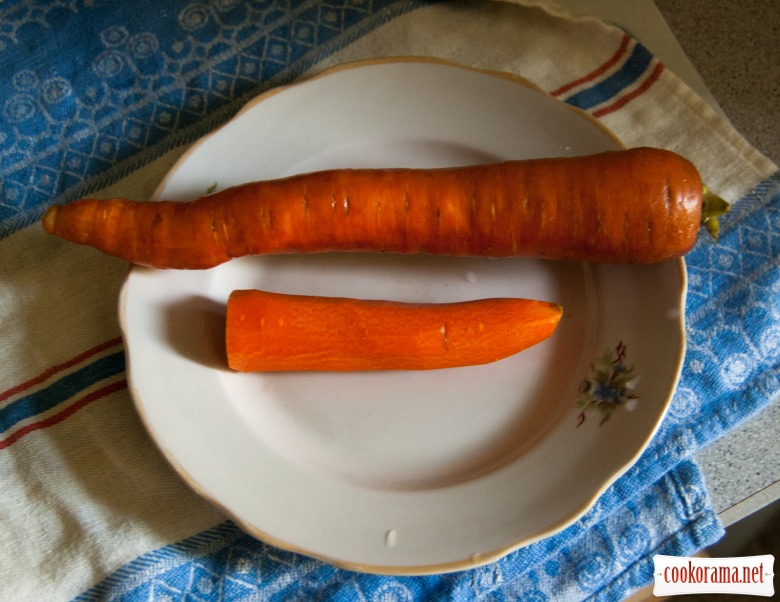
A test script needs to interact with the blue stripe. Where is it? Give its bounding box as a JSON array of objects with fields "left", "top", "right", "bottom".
[
  {"left": 563, "top": 42, "right": 654, "bottom": 111},
  {"left": 0, "top": 351, "right": 125, "bottom": 433}
]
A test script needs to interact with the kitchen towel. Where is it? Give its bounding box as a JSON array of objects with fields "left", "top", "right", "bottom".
[{"left": 1, "top": 1, "right": 777, "bottom": 600}]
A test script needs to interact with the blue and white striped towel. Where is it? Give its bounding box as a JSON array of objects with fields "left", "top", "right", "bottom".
[{"left": 1, "top": 1, "right": 777, "bottom": 600}]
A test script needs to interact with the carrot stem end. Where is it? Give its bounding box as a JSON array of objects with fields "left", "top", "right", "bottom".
[{"left": 701, "top": 185, "right": 730, "bottom": 241}]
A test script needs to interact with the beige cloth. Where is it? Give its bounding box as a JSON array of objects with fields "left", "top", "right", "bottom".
[{"left": 0, "top": 1, "right": 776, "bottom": 599}]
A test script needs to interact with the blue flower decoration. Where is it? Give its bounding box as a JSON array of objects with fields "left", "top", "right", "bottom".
[{"left": 576, "top": 341, "right": 638, "bottom": 426}]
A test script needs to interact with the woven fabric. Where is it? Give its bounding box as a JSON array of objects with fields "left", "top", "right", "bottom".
[{"left": 1, "top": 1, "right": 777, "bottom": 600}]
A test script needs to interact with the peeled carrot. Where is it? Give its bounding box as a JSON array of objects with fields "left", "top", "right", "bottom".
[
  {"left": 42, "top": 147, "right": 728, "bottom": 268},
  {"left": 225, "top": 289, "right": 562, "bottom": 372}
]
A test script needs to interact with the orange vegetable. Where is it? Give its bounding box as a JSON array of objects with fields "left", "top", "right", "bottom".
[
  {"left": 42, "top": 147, "right": 727, "bottom": 268},
  {"left": 226, "top": 289, "right": 562, "bottom": 372}
]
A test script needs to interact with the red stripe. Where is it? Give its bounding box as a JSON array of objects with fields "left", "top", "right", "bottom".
[
  {"left": 550, "top": 33, "right": 631, "bottom": 97},
  {"left": 0, "top": 378, "right": 128, "bottom": 450},
  {"left": 592, "top": 61, "right": 664, "bottom": 118},
  {"left": 0, "top": 336, "right": 123, "bottom": 404}
]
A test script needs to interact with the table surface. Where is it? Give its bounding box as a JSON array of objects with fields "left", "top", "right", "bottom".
[{"left": 557, "top": 0, "right": 780, "bottom": 528}]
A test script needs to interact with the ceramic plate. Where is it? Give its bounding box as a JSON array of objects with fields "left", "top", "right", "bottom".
[{"left": 120, "top": 58, "right": 686, "bottom": 574}]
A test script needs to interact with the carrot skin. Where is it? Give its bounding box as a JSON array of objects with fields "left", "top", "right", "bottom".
[
  {"left": 42, "top": 148, "right": 704, "bottom": 268},
  {"left": 226, "top": 290, "right": 563, "bottom": 372}
]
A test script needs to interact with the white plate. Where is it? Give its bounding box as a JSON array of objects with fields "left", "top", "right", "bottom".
[{"left": 120, "top": 58, "right": 686, "bottom": 574}]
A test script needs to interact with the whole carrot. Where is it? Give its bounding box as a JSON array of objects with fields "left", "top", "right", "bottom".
[
  {"left": 226, "top": 290, "right": 562, "bottom": 372},
  {"left": 42, "top": 148, "right": 728, "bottom": 268}
]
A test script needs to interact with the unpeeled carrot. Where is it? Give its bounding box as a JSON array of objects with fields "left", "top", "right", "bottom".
[
  {"left": 225, "top": 289, "right": 562, "bottom": 372},
  {"left": 42, "top": 148, "right": 727, "bottom": 268}
]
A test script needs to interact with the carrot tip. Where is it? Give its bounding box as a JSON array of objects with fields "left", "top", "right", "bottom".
[{"left": 42, "top": 205, "right": 59, "bottom": 234}]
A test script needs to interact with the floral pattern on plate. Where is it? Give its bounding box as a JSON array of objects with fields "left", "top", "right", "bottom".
[{"left": 577, "top": 341, "right": 639, "bottom": 427}]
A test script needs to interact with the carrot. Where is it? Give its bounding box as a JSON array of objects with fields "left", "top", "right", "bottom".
[
  {"left": 225, "top": 289, "right": 562, "bottom": 372},
  {"left": 42, "top": 147, "right": 728, "bottom": 268}
]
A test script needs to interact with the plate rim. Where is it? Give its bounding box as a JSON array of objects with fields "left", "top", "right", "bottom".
[
  {"left": 119, "top": 56, "right": 687, "bottom": 575},
  {"left": 150, "top": 56, "right": 626, "bottom": 201}
]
